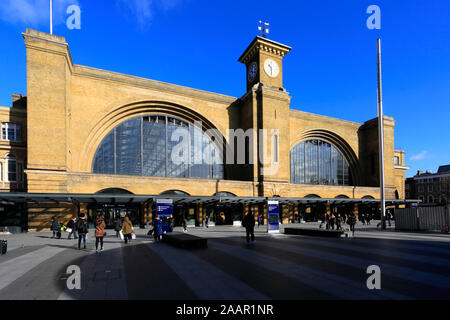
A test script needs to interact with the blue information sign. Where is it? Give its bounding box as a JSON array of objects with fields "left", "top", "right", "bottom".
[
  {"left": 157, "top": 199, "right": 173, "bottom": 233},
  {"left": 267, "top": 200, "right": 279, "bottom": 233}
]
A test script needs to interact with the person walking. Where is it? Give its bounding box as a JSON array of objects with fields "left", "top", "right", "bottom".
[
  {"left": 121, "top": 216, "right": 133, "bottom": 244},
  {"left": 114, "top": 215, "right": 122, "bottom": 238},
  {"left": 75, "top": 213, "right": 89, "bottom": 250},
  {"left": 242, "top": 211, "right": 255, "bottom": 244},
  {"left": 336, "top": 214, "right": 343, "bottom": 231},
  {"left": 348, "top": 212, "right": 356, "bottom": 236},
  {"left": 330, "top": 214, "right": 336, "bottom": 230},
  {"left": 153, "top": 215, "right": 163, "bottom": 242},
  {"left": 360, "top": 213, "right": 366, "bottom": 225},
  {"left": 387, "top": 210, "right": 392, "bottom": 227},
  {"left": 95, "top": 213, "right": 106, "bottom": 253},
  {"left": 366, "top": 212, "right": 372, "bottom": 225},
  {"left": 257, "top": 214, "right": 261, "bottom": 228},
  {"left": 66, "top": 217, "right": 78, "bottom": 239},
  {"left": 182, "top": 216, "right": 188, "bottom": 233},
  {"left": 51, "top": 217, "right": 60, "bottom": 238},
  {"left": 204, "top": 215, "right": 209, "bottom": 228}
]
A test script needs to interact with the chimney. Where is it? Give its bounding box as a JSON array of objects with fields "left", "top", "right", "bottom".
[
  {"left": 12, "top": 94, "right": 27, "bottom": 108},
  {"left": 417, "top": 170, "right": 423, "bottom": 176}
]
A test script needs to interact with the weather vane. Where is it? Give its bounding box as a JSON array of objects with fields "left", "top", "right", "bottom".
[{"left": 258, "top": 21, "right": 270, "bottom": 38}]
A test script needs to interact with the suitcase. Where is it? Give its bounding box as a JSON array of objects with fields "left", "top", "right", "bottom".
[{"left": 0, "top": 240, "right": 7, "bottom": 255}]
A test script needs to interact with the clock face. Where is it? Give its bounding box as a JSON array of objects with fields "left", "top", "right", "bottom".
[
  {"left": 248, "top": 62, "right": 258, "bottom": 82},
  {"left": 264, "top": 59, "right": 280, "bottom": 78}
]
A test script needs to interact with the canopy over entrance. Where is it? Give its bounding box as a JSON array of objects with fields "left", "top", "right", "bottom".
[{"left": 0, "top": 193, "right": 421, "bottom": 206}]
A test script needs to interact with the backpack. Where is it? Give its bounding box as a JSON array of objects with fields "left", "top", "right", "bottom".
[{"left": 76, "top": 219, "right": 88, "bottom": 233}]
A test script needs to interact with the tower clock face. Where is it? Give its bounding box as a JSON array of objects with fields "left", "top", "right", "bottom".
[
  {"left": 264, "top": 59, "right": 280, "bottom": 78},
  {"left": 248, "top": 62, "right": 258, "bottom": 82}
]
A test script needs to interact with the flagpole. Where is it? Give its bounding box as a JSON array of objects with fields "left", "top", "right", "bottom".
[
  {"left": 50, "top": 0, "right": 53, "bottom": 34},
  {"left": 377, "top": 38, "right": 386, "bottom": 229}
]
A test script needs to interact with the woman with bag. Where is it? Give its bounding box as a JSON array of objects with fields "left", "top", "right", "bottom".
[
  {"left": 121, "top": 216, "right": 133, "bottom": 244},
  {"left": 95, "top": 213, "right": 106, "bottom": 252}
]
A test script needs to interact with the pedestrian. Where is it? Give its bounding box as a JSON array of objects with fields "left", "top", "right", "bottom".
[
  {"left": 66, "top": 217, "right": 78, "bottom": 239},
  {"left": 182, "top": 216, "right": 187, "bottom": 233},
  {"left": 95, "top": 213, "right": 106, "bottom": 253},
  {"left": 319, "top": 213, "right": 325, "bottom": 229},
  {"left": 330, "top": 214, "right": 336, "bottom": 230},
  {"left": 366, "top": 213, "right": 371, "bottom": 225},
  {"left": 114, "top": 215, "right": 122, "bottom": 238},
  {"left": 153, "top": 215, "right": 163, "bottom": 242},
  {"left": 360, "top": 213, "right": 366, "bottom": 225},
  {"left": 121, "top": 215, "right": 133, "bottom": 244},
  {"left": 348, "top": 212, "right": 356, "bottom": 235},
  {"left": 387, "top": 210, "right": 392, "bottom": 227},
  {"left": 257, "top": 215, "right": 261, "bottom": 227},
  {"left": 242, "top": 211, "right": 255, "bottom": 244},
  {"left": 336, "top": 213, "right": 343, "bottom": 231},
  {"left": 75, "top": 213, "right": 89, "bottom": 250},
  {"left": 168, "top": 214, "right": 174, "bottom": 232},
  {"left": 51, "top": 217, "right": 59, "bottom": 238},
  {"left": 204, "top": 215, "right": 209, "bottom": 228}
]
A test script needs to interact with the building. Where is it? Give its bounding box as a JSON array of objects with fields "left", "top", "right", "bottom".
[
  {"left": 406, "top": 165, "right": 450, "bottom": 205},
  {"left": 0, "top": 29, "right": 412, "bottom": 231}
]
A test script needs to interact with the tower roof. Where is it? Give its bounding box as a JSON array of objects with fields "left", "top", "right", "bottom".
[{"left": 238, "top": 36, "right": 291, "bottom": 64}]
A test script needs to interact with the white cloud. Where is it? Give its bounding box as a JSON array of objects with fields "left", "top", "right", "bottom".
[
  {"left": 410, "top": 150, "right": 430, "bottom": 161},
  {"left": 0, "top": 0, "right": 79, "bottom": 27},
  {"left": 116, "top": 0, "right": 182, "bottom": 30}
]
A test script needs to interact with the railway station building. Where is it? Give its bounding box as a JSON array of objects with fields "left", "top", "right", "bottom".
[{"left": 0, "top": 29, "right": 411, "bottom": 231}]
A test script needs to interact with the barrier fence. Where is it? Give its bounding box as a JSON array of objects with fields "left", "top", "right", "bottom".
[{"left": 395, "top": 206, "right": 450, "bottom": 232}]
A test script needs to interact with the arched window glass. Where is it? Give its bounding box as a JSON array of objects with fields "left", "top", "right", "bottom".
[
  {"left": 290, "top": 139, "right": 352, "bottom": 186},
  {"left": 93, "top": 115, "right": 224, "bottom": 180}
]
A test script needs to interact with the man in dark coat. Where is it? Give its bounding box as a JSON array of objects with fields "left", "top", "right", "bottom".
[
  {"left": 242, "top": 212, "right": 255, "bottom": 244},
  {"left": 51, "top": 217, "right": 59, "bottom": 238},
  {"left": 75, "top": 213, "right": 89, "bottom": 250},
  {"left": 348, "top": 212, "right": 356, "bottom": 235}
]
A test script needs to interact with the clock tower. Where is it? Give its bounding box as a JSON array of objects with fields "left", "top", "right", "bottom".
[
  {"left": 238, "top": 36, "right": 291, "bottom": 92},
  {"left": 236, "top": 36, "right": 292, "bottom": 190}
]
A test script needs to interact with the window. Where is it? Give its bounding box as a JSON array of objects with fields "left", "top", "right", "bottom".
[
  {"left": 428, "top": 195, "right": 434, "bottom": 203},
  {"left": 394, "top": 156, "right": 399, "bottom": 165},
  {"left": 93, "top": 115, "right": 224, "bottom": 180},
  {"left": 6, "top": 154, "right": 17, "bottom": 182},
  {"left": 428, "top": 185, "right": 433, "bottom": 192},
  {"left": 273, "top": 134, "right": 279, "bottom": 164},
  {"left": 418, "top": 185, "right": 424, "bottom": 192},
  {"left": 1, "top": 123, "right": 20, "bottom": 141},
  {"left": 290, "top": 139, "right": 352, "bottom": 186}
]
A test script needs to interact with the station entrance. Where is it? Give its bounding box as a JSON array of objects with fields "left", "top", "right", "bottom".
[{"left": 87, "top": 204, "right": 141, "bottom": 228}]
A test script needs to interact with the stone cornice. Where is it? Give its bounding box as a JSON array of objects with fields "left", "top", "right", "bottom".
[
  {"left": 73, "top": 65, "right": 238, "bottom": 105},
  {"left": 238, "top": 36, "right": 292, "bottom": 65},
  {"left": 289, "top": 109, "right": 362, "bottom": 127}
]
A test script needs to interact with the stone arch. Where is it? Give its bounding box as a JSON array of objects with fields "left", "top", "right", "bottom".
[
  {"left": 213, "top": 191, "right": 237, "bottom": 197},
  {"left": 159, "top": 190, "right": 191, "bottom": 196},
  {"left": 305, "top": 194, "right": 321, "bottom": 198},
  {"left": 335, "top": 195, "right": 349, "bottom": 199},
  {"left": 95, "top": 188, "right": 134, "bottom": 195},
  {"left": 80, "top": 101, "right": 229, "bottom": 172},
  {"left": 362, "top": 195, "right": 375, "bottom": 199},
  {"left": 291, "top": 129, "right": 362, "bottom": 186}
]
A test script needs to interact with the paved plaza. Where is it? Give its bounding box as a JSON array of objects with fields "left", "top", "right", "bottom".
[{"left": 0, "top": 222, "right": 450, "bottom": 300}]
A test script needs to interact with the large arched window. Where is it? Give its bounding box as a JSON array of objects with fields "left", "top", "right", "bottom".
[
  {"left": 290, "top": 139, "right": 352, "bottom": 186},
  {"left": 93, "top": 115, "right": 224, "bottom": 179}
]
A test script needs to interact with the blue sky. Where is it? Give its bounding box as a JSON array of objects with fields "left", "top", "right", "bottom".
[{"left": 0, "top": 0, "right": 449, "bottom": 178}]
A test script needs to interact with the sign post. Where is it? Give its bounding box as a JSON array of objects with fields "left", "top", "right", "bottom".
[
  {"left": 267, "top": 200, "right": 279, "bottom": 233},
  {"left": 156, "top": 199, "right": 173, "bottom": 233}
]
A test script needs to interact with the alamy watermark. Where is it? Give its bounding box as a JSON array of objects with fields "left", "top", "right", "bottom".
[
  {"left": 66, "top": 265, "right": 81, "bottom": 290},
  {"left": 366, "top": 265, "right": 381, "bottom": 290},
  {"left": 170, "top": 121, "right": 280, "bottom": 176}
]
